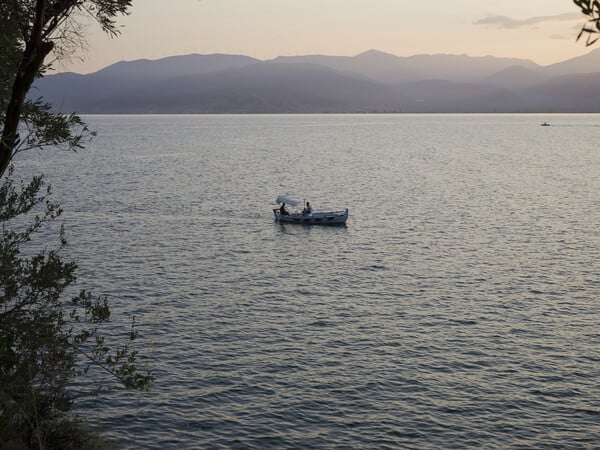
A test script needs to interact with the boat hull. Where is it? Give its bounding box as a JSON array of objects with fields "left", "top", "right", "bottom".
[{"left": 273, "top": 209, "right": 348, "bottom": 225}]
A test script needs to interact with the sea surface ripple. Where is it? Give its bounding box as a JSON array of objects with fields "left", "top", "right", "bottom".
[{"left": 17, "top": 114, "right": 600, "bottom": 448}]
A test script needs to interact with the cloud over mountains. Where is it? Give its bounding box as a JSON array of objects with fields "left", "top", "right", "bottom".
[{"left": 474, "top": 12, "right": 581, "bottom": 29}]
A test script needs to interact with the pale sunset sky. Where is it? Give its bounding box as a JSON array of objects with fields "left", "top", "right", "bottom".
[{"left": 60, "top": 0, "right": 591, "bottom": 73}]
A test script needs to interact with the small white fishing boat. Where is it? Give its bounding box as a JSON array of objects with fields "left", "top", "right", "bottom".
[{"left": 273, "top": 196, "right": 348, "bottom": 225}]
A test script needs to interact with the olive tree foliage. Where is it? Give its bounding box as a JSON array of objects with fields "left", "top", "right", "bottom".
[
  {"left": 0, "top": 0, "right": 132, "bottom": 178},
  {"left": 574, "top": 0, "right": 600, "bottom": 45},
  {"left": 0, "top": 171, "right": 152, "bottom": 448},
  {"left": 1, "top": 1, "right": 152, "bottom": 448}
]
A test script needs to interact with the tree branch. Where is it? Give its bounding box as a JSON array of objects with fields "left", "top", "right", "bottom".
[{"left": 0, "top": 0, "right": 55, "bottom": 178}]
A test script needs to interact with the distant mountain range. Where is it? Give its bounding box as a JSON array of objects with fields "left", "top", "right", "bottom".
[{"left": 33, "top": 49, "right": 600, "bottom": 113}]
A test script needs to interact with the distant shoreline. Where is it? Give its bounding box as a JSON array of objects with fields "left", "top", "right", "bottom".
[{"left": 76, "top": 112, "right": 600, "bottom": 115}]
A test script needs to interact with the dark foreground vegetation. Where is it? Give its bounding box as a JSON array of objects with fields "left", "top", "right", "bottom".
[{"left": 1, "top": 2, "right": 151, "bottom": 448}]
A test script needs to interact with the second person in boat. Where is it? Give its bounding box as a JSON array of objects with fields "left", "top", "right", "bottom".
[{"left": 302, "top": 202, "right": 313, "bottom": 215}]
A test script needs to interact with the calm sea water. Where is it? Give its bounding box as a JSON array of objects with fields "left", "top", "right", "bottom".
[{"left": 16, "top": 115, "right": 600, "bottom": 448}]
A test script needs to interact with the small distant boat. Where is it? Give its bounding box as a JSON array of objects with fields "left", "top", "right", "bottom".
[
  {"left": 273, "top": 196, "right": 348, "bottom": 225},
  {"left": 541, "top": 122, "right": 551, "bottom": 126}
]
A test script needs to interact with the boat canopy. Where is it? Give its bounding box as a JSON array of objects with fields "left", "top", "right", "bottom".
[{"left": 276, "top": 195, "right": 299, "bottom": 207}]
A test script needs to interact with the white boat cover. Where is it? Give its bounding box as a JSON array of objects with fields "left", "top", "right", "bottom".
[{"left": 276, "top": 195, "right": 299, "bottom": 206}]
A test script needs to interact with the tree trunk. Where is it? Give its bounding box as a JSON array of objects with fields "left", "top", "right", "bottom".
[{"left": 0, "top": 0, "right": 53, "bottom": 179}]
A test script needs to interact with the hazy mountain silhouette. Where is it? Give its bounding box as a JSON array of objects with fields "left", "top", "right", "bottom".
[
  {"left": 74, "top": 63, "right": 414, "bottom": 114},
  {"left": 270, "top": 50, "right": 541, "bottom": 84},
  {"left": 93, "top": 53, "right": 259, "bottom": 80},
  {"left": 33, "top": 50, "right": 600, "bottom": 113},
  {"left": 544, "top": 48, "right": 600, "bottom": 76},
  {"left": 516, "top": 72, "right": 600, "bottom": 112},
  {"left": 482, "top": 66, "right": 549, "bottom": 90},
  {"left": 271, "top": 50, "right": 424, "bottom": 84}
]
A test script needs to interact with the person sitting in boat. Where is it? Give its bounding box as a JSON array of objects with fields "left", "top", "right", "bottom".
[
  {"left": 279, "top": 203, "right": 289, "bottom": 216},
  {"left": 302, "top": 202, "right": 313, "bottom": 215}
]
